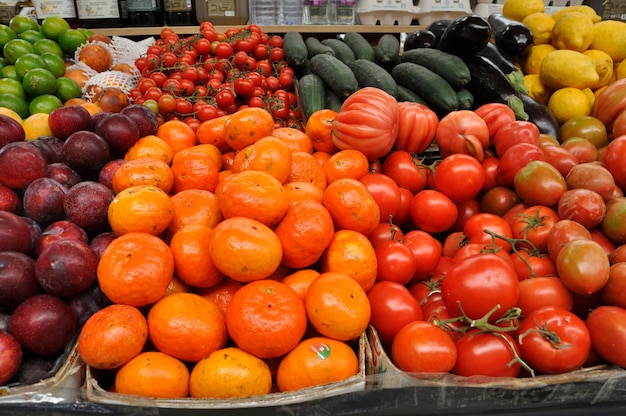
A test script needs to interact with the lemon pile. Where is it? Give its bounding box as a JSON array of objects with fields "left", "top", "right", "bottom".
[{"left": 502, "top": 0, "right": 626, "bottom": 125}]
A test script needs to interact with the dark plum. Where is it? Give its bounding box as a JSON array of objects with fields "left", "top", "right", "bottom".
[
  {"left": 0, "top": 114, "right": 25, "bottom": 147},
  {"left": 121, "top": 104, "right": 159, "bottom": 137},
  {"left": 22, "top": 177, "right": 68, "bottom": 225},
  {"left": 0, "top": 141, "right": 48, "bottom": 190},
  {"left": 48, "top": 105, "right": 94, "bottom": 140},
  {"left": 0, "top": 211, "right": 34, "bottom": 254},
  {"left": 33, "top": 220, "right": 89, "bottom": 257},
  {"left": 61, "top": 131, "right": 111, "bottom": 176},
  {"left": 0, "top": 252, "right": 41, "bottom": 312},
  {"left": 63, "top": 181, "right": 114, "bottom": 234},
  {"left": 0, "top": 330, "right": 22, "bottom": 385},
  {"left": 46, "top": 163, "right": 82, "bottom": 188},
  {"left": 94, "top": 113, "right": 141, "bottom": 157}
]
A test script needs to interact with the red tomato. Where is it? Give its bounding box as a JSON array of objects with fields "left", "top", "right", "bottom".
[
  {"left": 514, "top": 160, "right": 567, "bottom": 207},
  {"left": 453, "top": 329, "right": 521, "bottom": 378},
  {"left": 560, "top": 137, "right": 598, "bottom": 164},
  {"left": 435, "top": 110, "right": 490, "bottom": 161},
  {"left": 517, "top": 306, "right": 591, "bottom": 374},
  {"left": 586, "top": 305, "right": 626, "bottom": 368},
  {"left": 367, "top": 221, "right": 403, "bottom": 249},
  {"left": 510, "top": 205, "right": 559, "bottom": 253},
  {"left": 367, "top": 281, "right": 423, "bottom": 347},
  {"left": 409, "top": 190, "right": 458, "bottom": 234},
  {"left": 493, "top": 120, "right": 540, "bottom": 157},
  {"left": 442, "top": 231, "right": 466, "bottom": 258},
  {"left": 474, "top": 102, "right": 517, "bottom": 142},
  {"left": 391, "top": 320, "right": 457, "bottom": 373},
  {"left": 546, "top": 219, "right": 592, "bottom": 264},
  {"left": 331, "top": 87, "right": 399, "bottom": 161},
  {"left": 496, "top": 142, "right": 545, "bottom": 187},
  {"left": 556, "top": 239, "right": 610, "bottom": 295},
  {"left": 601, "top": 197, "right": 626, "bottom": 246},
  {"left": 557, "top": 188, "right": 606, "bottom": 229},
  {"left": 433, "top": 154, "right": 485, "bottom": 203},
  {"left": 394, "top": 187, "right": 413, "bottom": 226},
  {"left": 402, "top": 230, "right": 443, "bottom": 281},
  {"left": 375, "top": 240, "right": 418, "bottom": 285},
  {"left": 565, "top": 163, "right": 617, "bottom": 202},
  {"left": 395, "top": 102, "right": 438, "bottom": 154},
  {"left": 213, "top": 41, "right": 234, "bottom": 58},
  {"left": 480, "top": 156, "right": 500, "bottom": 193},
  {"left": 441, "top": 253, "right": 519, "bottom": 323},
  {"left": 540, "top": 143, "right": 579, "bottom": 178},
  {"left": 510, "top": 250, "right": 557, "bottom": 281},
  {"left": 359, "top": 173, "right": 401, "bottom": 224},
  {"left": 450, "top": 198, "right": 481, "bottom": 233},
  {"left": 592, "top": 77, "right": 626, "bottom": 127},
  {"left": 603, "top": 136, "right": 626, "bottom": 191},
  {"left": 480, "top": 186, "right": 521, "bottom": 218},
  {"left": 381, "top": 150, "right": 429, "bottom": 194},
  {"left": 517, "top": 276, "right": 574, "bottom": 317},
  {"left": 463, "top": 212, "right": 513, "bottom": 253}
]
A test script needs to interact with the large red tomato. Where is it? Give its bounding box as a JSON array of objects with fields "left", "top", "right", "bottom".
[
  {"left": 474, "top": 102, "right": 517, "bottom": 142},
  {"left": 509, "top": 205, "right": 560, "bottom": 253},
  {"left": 331, "top": 87, "right": 399, "bottom": 161},
  {"left": 592, "top": 77, "right": 626, "bottom": 128},
  {"left": 381, "top": 150, "right": 428, "bottom": 194},
  {"left": 586, "top": 305, "right": 626, "bottom": 368},
  {"left": 435, "top": 110, "right": 490, "bottom": 161},
  {"left": 391, "top": 320, "right": 457, "bottom": 373},
  {"left": 514, "top": 160, "right": 567, "bottom": 207},
  {"left": 517, "top": 276, "right": 574, "bottom": 317},
  {"left": 453, "top": 329, "right": 521, "bottom": 378},
  {"left": 395, "top": 101, "right": 438, "bottom": 155},
  {"left": 433, "top": 154, "right": 485, "bottom": 203},
  {"left": 409, "top": 190, "right": 458, "bottom": 234},
  {"left": 493, "top": 120, "right": 540, "bottom": 158}
]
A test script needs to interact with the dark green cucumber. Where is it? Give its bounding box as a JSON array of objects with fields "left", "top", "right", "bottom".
[
  {"left": 455, "top": 87, "right": 474, "bottom": 110},
  {"left": 298, "top": 73, "right": 327, "bottom": 119},
  {"left": 391, "top": 62, "right": 459, "bottom": 115},
  {"left": 321, "top": 38, "right": 356, "bottom": 66},
  {"left": 396, "top": 85, "right": 429, "bottom": 106},
  {"left": 325, "top": 87, "right": 344, "bottom": 112},
  {"left": 349, "top": 59, "right": 398, "bottom": 97},
  {"left": 283, "top": 31, "right": 308, "bottom": 68},
  {"left": 343, "top": 31, "right": 376, "bottom": 62},
  {"left": 305, "top": 36, "right": 335, "bottom": 59},
  {"left": 375, "top": 34, "right": 401, "bottom": 68},
  {"left": 400, "top": 48, "right": 470, "bottom": 89},
  {"left": 309, "top": 53, "right": 359, "bottom": 99}
]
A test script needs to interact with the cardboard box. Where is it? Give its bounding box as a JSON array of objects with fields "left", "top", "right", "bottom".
[{"left": 83, "top": 334, "right": 367, "bottom": 409}]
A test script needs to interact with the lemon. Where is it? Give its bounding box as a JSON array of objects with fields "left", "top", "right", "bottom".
[
  {"left": 616, "top": 59, "right": 626, "bottom": 80},
  {"left": 582, "top": 88, "right": 596, "bottom": 108},
  {"left": 589, "top": 20, "right": 626, "bottom": 63},
  {"left": 547, "top": 87, "right": 593, "bottom": 125},
  {"left": 0, "top": 106, "right": 23, "bottom": 124},
  {"left": 522, "top": 12, "right": 554, "bottom": 45},
  {"left": 523, "top": 74, "right": 552, "bottom": 104},
  {"left": 551, "top": 12, "right": 594, "bottom": 52},
  {"left": 22, "top": 112, "right": 53, "bottom": 140},
  {"left": 523, "top": 43, "right": 556, "bottom": 75},
  {"left": 502, "top": 0, "right": 545, "bottom": 22},
  {"left": 551, "top": 5, "right": 601, "bottom": 23},
  {"left": 539, "top": 49, "right": 599, "bottom": 89},
  {"left": 583, "top": 49, "right": 614, "bottom": 89}
]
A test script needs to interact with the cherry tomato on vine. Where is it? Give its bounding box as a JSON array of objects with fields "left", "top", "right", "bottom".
[
  {"left": 214, "top": 41, "right": 234, "bottom": 59},
  {"left": 157, "top": 94, "right": 177, "bottom": 114},
  {"left": 268, "top": 35, "right": 283, "bottom": 48},
  {"left": 215, "top": 89, "right": 236, "bottom": 109},
  {"left": 174, "top": 97, "right": 193, "bottom": 115}
]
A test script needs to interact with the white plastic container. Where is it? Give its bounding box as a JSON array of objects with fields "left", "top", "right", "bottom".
[
  {"left": 303, "top": 0, "right": 330, "bottom": 25},
  {"left": 356, "top": 0, "right": 419, "bottom": 26},
  {"left": 415, "top": 0, "right": 471, "bottom": 27},
  {"left": 248, "top": 0, "right": 277, "bottom": 24},
  {"left": 279, "top": 0, "right": 303, "bottom": 24}
]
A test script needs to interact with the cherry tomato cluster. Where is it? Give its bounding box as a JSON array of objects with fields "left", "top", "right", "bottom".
[{"left": 130, "top": 22, "right": 304, "bottom": 130}]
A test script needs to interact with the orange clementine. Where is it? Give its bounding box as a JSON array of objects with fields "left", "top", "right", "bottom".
[
  {"left": 221, "top": 149, "right": 237, "bottom": 171},
  {"left": 115, "top": 351, "right": 190, "bottom": 398},
  {"left": 321, "top": 229, "right": 378, "bottom": 292},
  {"left": 170, "top": 149, "right": 219, "bottom": 193},
  {"left": 276, "top": 336, "right": 359, "bottom": 392},
  {"left": 147, "top": 292, "right": 228, "bottom": 362},
  {"left": 223, "top": 107, "right": 274, "bottom": 150},
  {"left": 225, "top": 279, "right": 307, "bottom": 358},
  {"left": 157, "top": 119, "right": 197, "bottom": 154},
  {"left": 196, "top": 114, "right": 231, "bottom": 151},
  {"left": 169, "top": 225, "right": 224, "bottom": 289},
  {"left": 77, "top": 304, "right": 148, "bottom": 370},
  {"left": 111, "top": 157, "right": 174, "bottom": 194},
  {"left": 281, "top": 269, "right": 320, "bottom": 301},
  {"left": 323, "top": 149, "right": 370, "bottom": 183},
  {"left": 216, "top": 170, "right": 288, "bottom": 228},
  {"left": 272, "top": 126, "right": 313, "bottom": 154},
  {"left": 196, "top": 278, "right": 244, "bottom": 315},
  {"left": 183, "top": 143, "right": 223, "bottom": 171},
  {"left": 284, "top": 181, "right": 324, "bottom": 205},
  {"left": 97, "top": 232, "right": 174, "bottom": 307},
  {"left": 305, "top": 271, "right": 371, "bottom": 341},
  {"left": 322, "top": 178, "right": 380, "bottom": 235},
  {"left": 286, "top": 151, "right": 328, "bottom": 191},
  {"left": 165, "top": 275, "right": 190, "bottom": 296},
  {"left": 232, "top": 135, "right": 292, "bottom": 183},
  {"left": 124, "top": 134, "right": 174, "bottom": 164},
  {"left": 312, "top": 151, "right": 332, "bottom": 166},
  {"left": 209, "top": 216, "right": 283, "bottom": 283},
  {"left": 80, "top": 102, "right": 103, "bottom": 116},
  {"left": 306, "top": 109, "right": 338, "bottom": 154},
  {"left": 189, "top": 347, "right": 272, "bottom": 398},
  {"left": 274, "top": 199, "right": 335, "bottom": 269},
  {"left": 107, "top": 185, "right": 173, "bottom": 236},
  {"left": 166, "top": 189, "right": 221, "bottom": 239}
]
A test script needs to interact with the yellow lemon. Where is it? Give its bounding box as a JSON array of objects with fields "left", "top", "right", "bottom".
[
  {"left": 547, "top": 87, "right": 593, "bottom": 125},
  {"left": 523, "top": 74, "right": 553, "bottom": 105},
  {"left": 22, "top": 113, "right": 53, "bottom": 140},
  {"left": 0, "top": 106, "right": 23, "bottom": 124},
  {"left": 583, "top": 49, "right": 614, "bottom": 89},
  {"left": 551, "top": 12, "right": 594, "bottom": 52},
  {"left": 615, "top": 59, "right": 626, "bottom": 80},
  {"left": 590, "top": 20, "right": 626, "bottom": 63},
  {"left": 582, "top": 88, "right": 596, "bottom": 109},
  {"left": 551, "top": 5, "right": 602, "bottom": 23},
  {"left": 539, "top": 49, "right": 599, "bottom": 89},
  {"left": 502, "top": 0, "right": 545, "bottom": 22},
  {"left": 522, "top": 12, "right": 555, "bottom": 45},
  {"left": 523, "top": 43, "right": 557, "bottom": 75}
]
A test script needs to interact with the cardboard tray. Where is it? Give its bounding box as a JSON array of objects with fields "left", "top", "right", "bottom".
[
  {"left": 0, "top": 340, "right": 85, "bottom": 404},
  {"left": 82, "top": 333, "right": 367, "bottom": 409}
]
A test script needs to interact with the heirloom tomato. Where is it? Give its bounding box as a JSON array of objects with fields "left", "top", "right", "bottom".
[
  {"left": 546, "top": 219, "right": 592, "bottom": 264},
  {"left": 474, "top": 102, "right": 517, "bottom": 141},
  {"left": 602, "top": 135, "right": 626, "bottom": 193},
  {"left": 435, "top": 110, "right": 490, "bottom": 161},
  {"left": 493, "top": 120, "right": 540, "bottom": 158},
  {"left": 395, "top": 101, "right": 438, "bottom": 154},
  {"left": 514, "top": 160, "right": 567, "bottom": 207},
  {"left": 601, "top": 198, "right": 626, "bottom": 245},
  {"left": 591, "top": 77, "right": 626, "bottom": 128},
  {"left": 497, "top": 143, "right": 545, "bottom": 187},
  {"left": 556, "top": 239, "right": 610, "bottom": 295}
]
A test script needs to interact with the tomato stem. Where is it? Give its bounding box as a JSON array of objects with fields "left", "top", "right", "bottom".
[{"left": 483, "top": 229, "right": 540, "bottom": 278}]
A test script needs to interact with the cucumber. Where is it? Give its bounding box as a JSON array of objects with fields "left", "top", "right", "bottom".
[
  {"left": 349, "top": 59, "right": 398, "bottom": 98},
  {"left": 343, "top": 31, "right": 376, "bottom": 61},
  {"left": 391, "top": 62, "right": 459, "bottom": 115},
  {"left": 400, "top": 48, "right": 471, "bottom": 89},
  {"left": 456, "top": 87, "right": 474, "bottom": 110},
  {"left": 309, "top": 53, "right": 359, "bottom": 99},
  {"left": 396, "top": 85, "right": 429, "bottom": 106},
  {"left": 298, "top": 73, "right": 326, "bottom": 120},
  {"left": 325, "top": 88, "right": 344, "bottom": 113},
  {"left": 321, "top": 38, "right": 356, "bottom": 66},
  {"left": 283, "top": 31, "right": 308, "bottom": 69},
  {"left": 305, "top": 36, "right": 335, "bottom": 59},
  {"left": 375, "top": 34, "right": 401, "bottom": 68}
]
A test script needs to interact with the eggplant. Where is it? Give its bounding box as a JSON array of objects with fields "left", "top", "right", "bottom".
[
  {"left": 488, "top": 13, "right": 533, "bottom": 59},
  {"left": 520, "top": 94, "right": 560, "bottom": 139},
  {"left": 426, "top": 19, "right": 453, "bottom": 46},
  {"left": 462, "top": 54, "right": 527, "bottom": 120},
  {"left": 438, "top": 14, "right": 492, "bottom": 57},
  {"left": 404, "top": 29, "right": 437, "bottom": 51},
  {"left": 477, "top": 42, "right": 527, "bottom": 94}
]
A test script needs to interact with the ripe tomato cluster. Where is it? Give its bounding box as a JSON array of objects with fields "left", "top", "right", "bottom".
[{"left": 129, "top": 23, "right": 303, "bottom": 130}]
